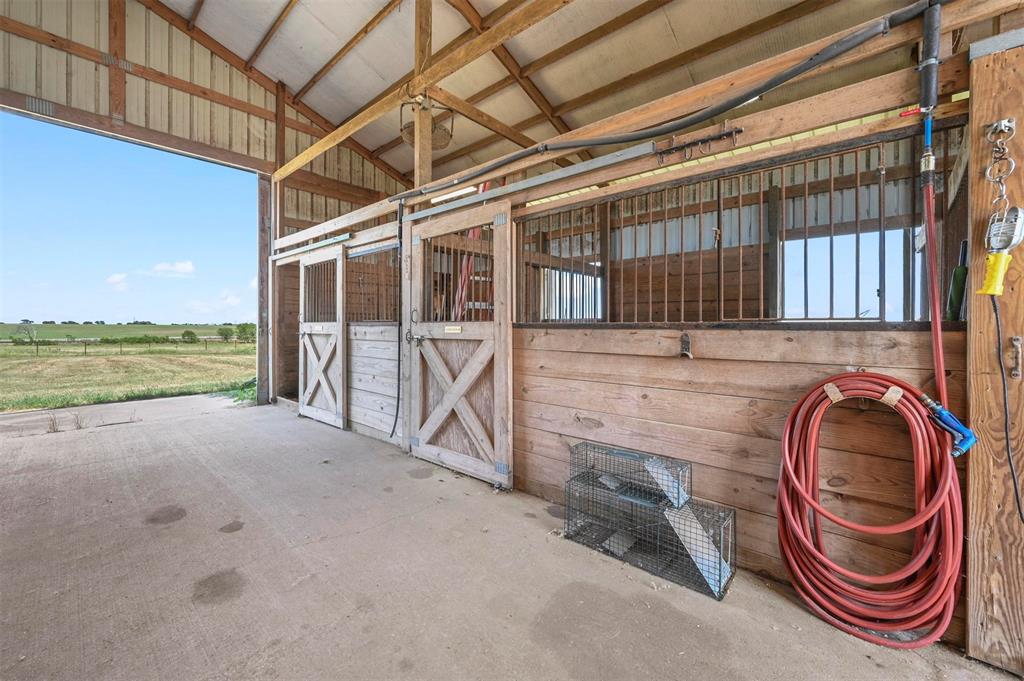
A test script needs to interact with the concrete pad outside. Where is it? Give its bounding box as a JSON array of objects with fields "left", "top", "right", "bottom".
[{"left": 0, "top": 396, "right": 1012, "bottom": 681}]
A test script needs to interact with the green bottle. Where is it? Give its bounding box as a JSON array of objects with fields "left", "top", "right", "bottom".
[{"left": 944, "top": 240, "right": 968, "bottom": 322}]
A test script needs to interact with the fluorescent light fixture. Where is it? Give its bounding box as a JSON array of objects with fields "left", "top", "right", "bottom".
[{"left": 430, "top": 185, "right": 478, "bottom": 203}]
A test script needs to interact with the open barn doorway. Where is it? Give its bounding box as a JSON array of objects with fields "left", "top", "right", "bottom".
[{"left": 0, "top": 111, "right": 258, "bottom": 413}]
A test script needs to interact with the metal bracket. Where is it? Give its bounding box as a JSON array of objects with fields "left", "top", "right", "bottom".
[
  {"left": 680, "top": 333, "right": 694, "bottom": 359},
  {"left": 660, "top": 127, "right": 744, "bottom": 163},
  {"left": 1011, "top": 336, "right": 1022, "bottom": 380}
]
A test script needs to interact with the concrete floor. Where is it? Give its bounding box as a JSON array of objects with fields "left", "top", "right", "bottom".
[{"left": 0, "top": 396, "right": 1010, "bottom": 681}]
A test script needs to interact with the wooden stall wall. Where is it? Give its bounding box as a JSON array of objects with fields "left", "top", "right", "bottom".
[
  {"left": 274, "top": 262, "right": 300, "bottom": 399},
  {"left": 511, "top": 326, "right": 967, "bottom": 643},
  {"left": 347, "top": 323, "right": 401, "bottom": 445}
]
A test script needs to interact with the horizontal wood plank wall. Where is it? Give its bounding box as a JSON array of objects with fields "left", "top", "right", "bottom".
[
  {"left": 511, "top": 326, "right": 967, "bottom": 645},
  {"left": 275, "top": 263, "right": 300, "bottom": 397},
  {"left": 347, "top": 323, "right": 401, "bottom": 445},
  {"left": 0, "top": 0, "right": 396, "bottom": 221}
]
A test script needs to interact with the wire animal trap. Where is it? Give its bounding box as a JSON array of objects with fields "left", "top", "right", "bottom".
[
  {"left": 570, "top": 441, "right": 692, "bottom": 507},
  {"left": 565, "top": 443, "right": 735, "bottom": 600}
]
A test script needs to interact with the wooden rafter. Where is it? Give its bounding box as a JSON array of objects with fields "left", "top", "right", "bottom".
[
  {"left": 435, "top": 0, "right": 838, "bottom": 169},
  {"left": 295, "top": 0, "right": 402, "bottom": 101},
  {"left": 370, "top": 0, "right": 670, "bottom": 160},
  {"left": 246, "top": 0, "right": 299, "bottom": 70},
  {"left": 273, "top": 0, "right": 575, "bottom": 182},
  {"left": 444, "top": 0, "right": 589, "bottom": 161},
  {"left": 419, "top": 0, "right": 1009, "bottom": 197},
  {"left": 134, "top": 0, "right": 409, "bottom": 186},
  {"left": 187, "top": 0, "right": 204, "bottom": 29},
  {"left": 427, "top": 86, "right": 570, "bottom": 168}
]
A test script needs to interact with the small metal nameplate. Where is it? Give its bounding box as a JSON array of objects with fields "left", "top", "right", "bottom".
[{"left": 444, "top": 325, "right": 463, "bottom": 334}]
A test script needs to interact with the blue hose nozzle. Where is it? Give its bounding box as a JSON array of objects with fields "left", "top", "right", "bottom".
[{"left": 920, "top": 394, "right": 977, "bottom": 457}]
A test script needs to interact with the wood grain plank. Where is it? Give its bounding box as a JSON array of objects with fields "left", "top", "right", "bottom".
[{"left": 965, "top": 43, "right": 1024, "bottom": 675}]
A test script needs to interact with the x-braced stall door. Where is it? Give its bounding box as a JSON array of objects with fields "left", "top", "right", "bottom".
[
  {"left": 408, "top": 201, "right": 512, "bottom": 487},
  {"left": 298, "top": 247, "right": 345, "bottom": 428}
]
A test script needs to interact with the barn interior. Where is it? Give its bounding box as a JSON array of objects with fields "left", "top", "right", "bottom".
[{"left": 1, "top": 0, "right": 1023, "bottom": 678}]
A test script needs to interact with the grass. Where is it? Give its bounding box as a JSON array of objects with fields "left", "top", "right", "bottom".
[
  {"left": 1, "top": 322, "right": 234, "bottom": 340},
  {"left": 0, "top": 344, "right": 256, "bottom": 412}
]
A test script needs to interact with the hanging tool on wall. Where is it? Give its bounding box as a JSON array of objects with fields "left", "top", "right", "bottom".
[
  {"left": 777, "top": 0, "right": 977, "bottom": 650},
  {"left": 978, "top": 117, "right": 1024, "bottom": 523}
]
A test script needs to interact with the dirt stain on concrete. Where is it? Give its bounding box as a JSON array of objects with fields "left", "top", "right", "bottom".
[
  {"left": 524, "top": 512, "right": 537, "bottom": 519},
  {"left": 407, "top": 467, "right": 434, "bottom": 479},
  {"left": 531, "top": 582, "right": 735, "bottom": 680},
  {"left": 382, "top": 486, "right": 394, "bottom": 493},
  {"left": 192, "top": 568, "right": 246, "bottom": 605},
  {"left": 545, "top": 504, "right": 565, "bottom": 519},
  {"left": 219, "top": 520, "right": 244, "bottom": 533},
  {"left": 145, "top": 504, "right": 186, "bottom": 525}
]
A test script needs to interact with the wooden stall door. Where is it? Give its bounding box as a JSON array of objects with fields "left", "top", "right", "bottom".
[
  {"left": 408, "top": 202, "right": 512, "bottom": 487},
  {"left": 298, "top": 247, "right": 345, "bottom": 428}
]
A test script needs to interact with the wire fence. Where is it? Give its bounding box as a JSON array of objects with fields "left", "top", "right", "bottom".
[{"left": 0, "top": 340, "right": 256, "bottom": 357}]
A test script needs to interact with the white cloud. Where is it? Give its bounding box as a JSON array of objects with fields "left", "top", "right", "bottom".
[
  {"left": 249, "top": 276, "right": 258, "bottom": 290},
  {"left": 186, "top": 289, "right": 240, "bottom": 316},
  {"left": 149, "top": 260, "right": 195, "bottom": 277},
  {"left": 220, "top": 289, "right": 241, "bottom": 307},
  {"left": 106, "top": 273, "right": 128, "bottom": 292}
]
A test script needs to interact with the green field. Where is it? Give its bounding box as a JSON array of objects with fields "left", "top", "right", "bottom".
[
  {"left": 0, "top": 343, "right": 256, "bottom": 412},
  {"left": 1, "top": 322, "right": 235, "bottom": 340}
]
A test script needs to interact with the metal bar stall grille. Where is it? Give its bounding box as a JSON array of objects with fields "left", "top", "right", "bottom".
[
  {"left": 303, "top": 259, "right": 337, "bottom": 323},
  {"left": 345, "top": 246, "right": 400, "bottom": 322},
  {"left": 423, "top": 224, "right": 497, "bottom": 323},
  {"left": 514, "top": 126, "right": 966, "bottom": 325}
]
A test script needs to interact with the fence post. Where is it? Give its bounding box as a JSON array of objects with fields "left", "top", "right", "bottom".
[
  {"left": 120, "top": 343, "right": 123, "bottom": 355},
  {"left": 35, "top": 342, "right": 39, "bottom": 356},
  {"left": 83, "top": 341, "right": 87, "bottom": 355}
]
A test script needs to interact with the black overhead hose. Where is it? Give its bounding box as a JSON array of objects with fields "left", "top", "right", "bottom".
[
  {"left": 389, "top": 200, "right": 404, "bottom": 439},
  {"left": 391, "top": 0, "right": 950, "bottom": 203}
]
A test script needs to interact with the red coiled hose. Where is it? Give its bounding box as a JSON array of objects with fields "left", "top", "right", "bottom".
[{"left": 777, "top": 186, "right": 963, "bottom": 648}]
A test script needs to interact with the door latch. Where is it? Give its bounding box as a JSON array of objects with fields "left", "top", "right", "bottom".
[
  {"left": 680, "top": 333, "right": 693, "bottom": 359},
  {"left": 404, "top": 328, "right": 425, "bottom": 346},
  {"left": 1011, "top": 336, "right": 1022, "bottom": 380}
]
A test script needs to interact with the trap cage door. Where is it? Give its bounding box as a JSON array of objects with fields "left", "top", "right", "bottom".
[
  {"left": 407, "top": 201, "right": 513, "bottom": 487},
  {"left": 298, "top": 246, "right": 345, "bottom": 428}
]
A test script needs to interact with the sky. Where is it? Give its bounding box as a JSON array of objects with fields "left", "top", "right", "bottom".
[{"left": 0, "top": 111, "right": 257, "bottom": 325}]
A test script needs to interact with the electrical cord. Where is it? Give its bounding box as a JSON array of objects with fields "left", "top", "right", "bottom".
[
  {"left": 392, "top": 0, "right": 952, "bottom": 202},
  {"left": 990, "top": 294, "right": 1024, "bottom": 523}
]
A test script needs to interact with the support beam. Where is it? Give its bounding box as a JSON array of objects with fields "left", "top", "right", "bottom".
[
  {"left": 426, "top": 86, "right": 570, "bottom": 168},
  {"left": 414, "top": 0, "right": 433, "bottom": 187},
  {"left": 286, "top": 170, "right": 385, "bottom": 205},
  {"left": 187, "top": 0, "right": 205, "bottom": 29},
  {"left": 273, "top": 0, "right": 575, "bottom": 182},
  {"left": 108, "top": 0, "right": 126, "bottom": 124},
  {"left": 435, "top": 0, "right": 839, "bottom": 169},
  {"left": 371, "top": 0, "right": 668, "bottom": 159},
  {"left": 257, "top": 174, "right": 271, "bottom": 405},
  {"left": 295, "top": 0, "right": 402, "bottom": 101},
  {"left": 275, "top": 81, "right": 286, "bottom": 169},
  {"left": 246, "top": 0, "right": 299, "bottom": 70},
  {"left": 966, "top": 36, "right": 1024, "bottom": 677},
  {"left": 445, "top": 0, "right": 590, "bottom": 160}
]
